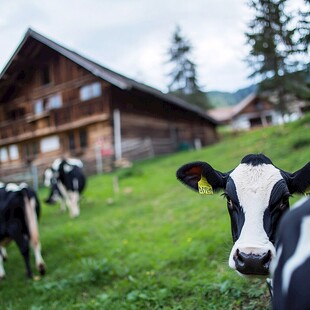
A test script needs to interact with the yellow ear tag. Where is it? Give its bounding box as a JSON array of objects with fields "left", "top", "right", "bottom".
[
  {"left": 198, "top": 176, "right": 213, "bottom": 195},
  {"left": 304, "top": 186, "right": 310, "bottom": 196}
]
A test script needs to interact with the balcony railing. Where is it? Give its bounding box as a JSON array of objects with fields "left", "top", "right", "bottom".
[
  {"left": 0, "top": 118, "right": 34, "bottom": 140},
  {"left": 50, "top": 97, "right": 107, "bottom": 126},
  {"left": 0, "top": 97, "right": 108, "bottom": 142}
]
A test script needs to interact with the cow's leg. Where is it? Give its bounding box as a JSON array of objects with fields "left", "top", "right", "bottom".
[
  {"left": 24, "top": 197, "right": 46, "bottom": 275},
  {"left": 8, "top": 225, "right": 32, "bottom": 278},
  {"left": 58, "top": 197, "right": 66, "bottom": 212},
  {"left": 0, "top": 247, "right": 7, "bottom": 261},
  {"left": 57, "top": 182, "right": 75, "bottom": 216},
  {"left": 0, "top": 253, "right": 5, "bottom": 279},
  {"left": 67, "top": 191, "right": 80, "bottom": 218}
]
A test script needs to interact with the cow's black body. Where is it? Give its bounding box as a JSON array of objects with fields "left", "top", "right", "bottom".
[
  {"left": 57, "top": 160, "right": 86, "bottom": 194},
  {"left": 0, "top": 183, "right": 45, "bottom": 279},
  {"left": 272, "top": 198, "right": 310, "bottom": 310}
]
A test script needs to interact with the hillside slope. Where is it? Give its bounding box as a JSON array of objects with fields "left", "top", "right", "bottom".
[
  {"left": 207, "top": 84, "right": 257, "bottom": 108},
  {"left": 1, "top": 114, "right": 310, "bottom": 309}
]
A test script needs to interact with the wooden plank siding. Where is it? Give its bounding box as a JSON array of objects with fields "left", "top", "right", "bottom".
[
  {"left": 0, "top": 29, "right": 218, "bottom": 180},
  {"left": 111, "top": 87, "right": 217, "bottom": 148}
]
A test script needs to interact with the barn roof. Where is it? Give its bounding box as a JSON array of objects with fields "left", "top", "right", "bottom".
[
  {"left": 0, "top": 28, "right": 217, "bottom": 124},
  {"left": 208, "top": 93, "right": 257, "bottom": 123}
]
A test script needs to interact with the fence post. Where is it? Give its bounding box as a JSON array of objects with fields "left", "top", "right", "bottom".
[
  {"left": 146, "top": 138, "right": 155, "bottom": 158},
  {"left": 113, "top": 109, "right": 122, "bottom": 160},
  {"left": 194, "top": 138, "right": 202, "bottom": 150},
  {"left": 95, "top": 145, "right": 103, "bottom": 174},
  {"left": 31, "top": 164, "right": 38, "bottom": 191}
]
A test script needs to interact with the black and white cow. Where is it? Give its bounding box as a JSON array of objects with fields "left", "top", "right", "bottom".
[
  {"left": 271, "top": 197, "right": 310, "bottom": 310},
  {"left": 0, "top": 182, "right": 46, "bottom": 279},
  {"left": 177, "top": 154, "right": 310, "bottom": 276},
  {"left": 44, "top": 158, "right": 86, "bottom": 218}
]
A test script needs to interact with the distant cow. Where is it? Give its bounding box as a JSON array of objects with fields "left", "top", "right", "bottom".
[
  {"left": 271, "top": 197, "right": 310, "bottom": 310},
  {"left": 0, "top": 182, "right": 45, "bottom": 279},
  {"left": 177, "top": 154, "right": 310, "bottom": 276},
  {"left": 44, "top": 158, "right": 86, "bottom": 218}
]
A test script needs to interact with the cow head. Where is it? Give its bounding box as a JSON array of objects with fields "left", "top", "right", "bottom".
[
  {"left": 176, "top": 154, "right": 310, "bottom": 276},
  {"left": 44, "top": 168, "right": 56, "bottom": 187}
]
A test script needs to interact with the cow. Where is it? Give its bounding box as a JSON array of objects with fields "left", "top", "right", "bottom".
[
  {"left": 44, "top": 158, "right": 86, "bottom": 218},
  {"left": 270, "top": 197, "right": 310, "bottom": 310},
  {"left": 176, "top": 154, "right": 310, "bottom": 276},
  {"left": 0, "top": 182, "right": 46, "bottom": 279}
]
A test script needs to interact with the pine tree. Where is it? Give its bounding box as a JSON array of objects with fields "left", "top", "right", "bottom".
[
  {"left": 245, "top": 0, "right": 297, "bottom": 112},
  {"left": 298, "top": 0, "right": 310, "bottom": 55},
  {"left": 166, "top": 26, "right": 210, "bottom": 109}
]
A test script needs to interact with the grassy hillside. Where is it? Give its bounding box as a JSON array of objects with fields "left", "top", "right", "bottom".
[{"left": 1, "top": 114, "right": 310, "bottom": 309}]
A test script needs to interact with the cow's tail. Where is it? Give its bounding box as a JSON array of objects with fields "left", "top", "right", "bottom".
[{"left": 22, "top": 188, "right": 46, "bottom": 275}]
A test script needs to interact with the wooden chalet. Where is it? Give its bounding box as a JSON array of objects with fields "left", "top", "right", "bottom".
[
  {"left": 0, "top": 28, "right": 218, "bottom": 179},
  {"left": 208, "top": 93, "right": 281, "bottom": 130}
]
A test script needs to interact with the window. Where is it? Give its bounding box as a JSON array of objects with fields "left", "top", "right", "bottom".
[
  {"left": 80, "top": 82, "right": 102, "bottom": 101},
  {"left": 41, "top": 65, "right": 50, "bottom": 85},
  {"left": 68, "top": 132, "right": 76, "bottom": 151},
  {"left": 40, "top": 136, "right": 60, "bottom": 153},
  {"left": 9, "top": 145, "right": 19, "bottom": 160},
  {"left": 34, "top": 99, "right": 44, "bottom": 114},
  {"left": 255, "top": 101, "right": 263, "bottom": 111},
  {"left": 7, "top": 108, "right": 25, "bottom": 120},
  {"left": 0, "top": 148, "right": 8, "bottom": 162},
  {"left": 25, "top": 142, "right": 38, "bottom": 159},
  {"left": 47, "top": 94, "right": 62, "bottom": 109},
  {"left": 34, "top": 94, "right": 62, "bottom": 114},
  {"left": 79, "top": 129, "right": 88, "bottom": 148}
]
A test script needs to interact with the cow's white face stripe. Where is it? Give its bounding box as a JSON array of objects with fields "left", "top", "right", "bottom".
[
  {"left": 44, "top": 169, "right": 54, "bottom": 187},
  {"left": 228, "top": 163, "right": 283, "bottom": 269}
]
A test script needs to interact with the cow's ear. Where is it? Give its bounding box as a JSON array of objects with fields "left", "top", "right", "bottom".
[
  {"left": 285, "top": 162, "right": 310, "bottom": 195},
  {"left": 176, "top": 161, "right": 228, "bottom": 194}
]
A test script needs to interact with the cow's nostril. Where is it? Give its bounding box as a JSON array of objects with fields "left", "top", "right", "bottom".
[
  {"left": 262, "top": 250, "right": 272, "bottom": 268},
  {"left": 233, "top": 249, "right": 271, "bottom": 276},
  {"left": 234, "top": 249, "right": 245, "bottom": 266}
]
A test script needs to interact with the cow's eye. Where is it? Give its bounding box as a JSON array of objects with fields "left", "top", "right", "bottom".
[
  {"left": 222, "top": 193, "right": 234, "bottom": 210},
  {"left": 279, "top": 194, "right": 291, "bottom": 210},
  {"left": 227, "top": 198, "right": 234, "bottom": 209}
]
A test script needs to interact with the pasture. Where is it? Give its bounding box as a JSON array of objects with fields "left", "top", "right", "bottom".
[{"left": 1, "top": 114, "right": 310, "bottom": 309}]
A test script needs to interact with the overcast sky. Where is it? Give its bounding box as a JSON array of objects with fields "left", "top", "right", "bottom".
[{"left": 0, "top": 0, "right": 304, "bottom": 93}]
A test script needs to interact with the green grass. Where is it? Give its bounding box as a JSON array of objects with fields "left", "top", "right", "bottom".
[{"left": 1, "top": 114, "right": 310, "bottom": 309}]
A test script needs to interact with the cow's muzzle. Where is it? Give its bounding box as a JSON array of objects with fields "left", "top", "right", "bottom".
[{"left": 234, "top": 249, "right": 271, "bottom": 275}]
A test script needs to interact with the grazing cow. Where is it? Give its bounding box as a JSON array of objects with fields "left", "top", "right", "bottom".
[
  {"left": 44, "top": 158, "right": 86, "bottom": 218},
  {"left": 177, "top": 154, "right": 310, "bottom": 276},
  {"left": 44, "top": 174, "right": 65, "bottom": 210},
  {"left": 0, "top": 182, "right": 45, "bottom": 279},
  {"left": 271, "top": 197, "right": 310, "bottom": 310}
]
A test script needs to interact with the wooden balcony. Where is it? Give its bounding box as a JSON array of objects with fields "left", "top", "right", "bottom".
[
  {"left": 0, "top": 118, "right": 33, "bottom": 140},
  {"left": 50, "top": 97, "right": 107, "bottom": 127},
  {"left": 0, "top": 97, "right": 109, "bottom": 145}
]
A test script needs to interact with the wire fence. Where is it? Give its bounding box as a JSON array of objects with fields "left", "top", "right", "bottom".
[{"left": 0, "top": 137, "right": 180, "bottom": 190}]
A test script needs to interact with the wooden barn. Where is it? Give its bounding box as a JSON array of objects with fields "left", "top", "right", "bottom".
[
  {"left": 209, "top": 93, "right": 282, "bottom": 130},
  {"left": 0, "top": 28, "right": 218, "bottom": 179}
]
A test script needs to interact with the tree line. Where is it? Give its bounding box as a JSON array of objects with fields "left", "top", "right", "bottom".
[{"left": 166, "top": 0, "right": 309, "bottom": 113}]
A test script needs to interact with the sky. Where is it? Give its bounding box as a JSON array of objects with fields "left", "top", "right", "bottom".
[{"left": 0, "top": 0, "right": 305, "bottom": 93}]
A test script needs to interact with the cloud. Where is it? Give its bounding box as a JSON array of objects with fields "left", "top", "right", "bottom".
[{"left": 0, "top": 0, "right": 305, "bottom": 92}]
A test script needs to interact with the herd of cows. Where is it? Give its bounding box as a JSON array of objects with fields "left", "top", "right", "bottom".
[
  {"left": 177, "top": 153, "right": 310, "bottom": 309},
  {"left": 0, "top": 158, "right": 86, "bottom": 280},
  {"left": 0, "top": 153, "right": 309, "bottom": 308}
]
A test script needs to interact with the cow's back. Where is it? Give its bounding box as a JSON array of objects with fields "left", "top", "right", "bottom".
[
  {"left": 0, "top": 187, "right": 27, "bottom": 238},
  {"left": 59, "top": 163, "right": 86, "bottom": 193}
]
